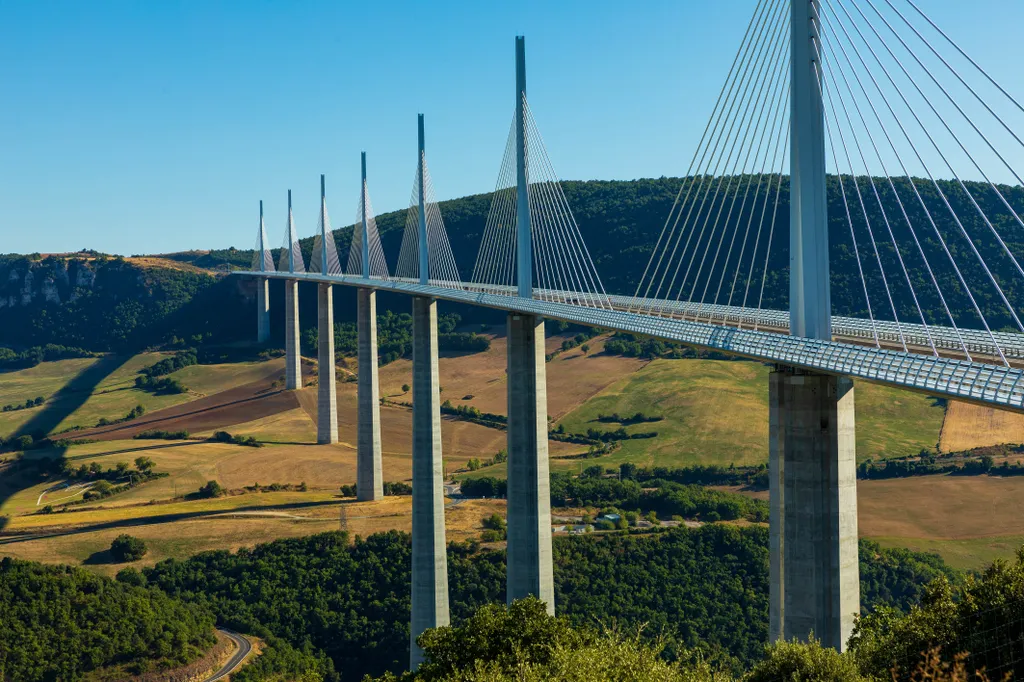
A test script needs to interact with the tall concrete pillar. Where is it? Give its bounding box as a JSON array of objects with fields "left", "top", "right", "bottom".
[
  {"left": 506, "top": 312, "right": 554, "bottom": 614},
  {"left": 284, "top": 280, "right": 301, "bottom": 390},
  {"left": 769, "top": 369, "right": 859, "bottom": 651},
  {"left": 256, "top": 278, "right": 270, "bottom": 343},
  {"left": 357, "top": 287, "right": 383, "bottom": 501},
  {"left": 317, "top": 283, "right": 338, "bottom": 444},
  {"left": 410, "top": 296, "right": 449, "bottom": 668}
]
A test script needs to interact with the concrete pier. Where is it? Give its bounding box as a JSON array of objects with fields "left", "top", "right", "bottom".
[
  {"left": 256, "top": 278, "right": 270, "bottom": 343},
  {"left": 357, "top": 288, "right": 383, "bottom": 501},
  {"left": 284, "top": 280, "right": 301, "bottom": 390},
  {"left": 409, "top": 296, "right": 449, "bottom": 668},
  {"left": 768, "top": 369, "right": 859, "bottom": 651},
  {"left": 317, "top": 283, "right": 338, "bottom": 444},
  {"left": 505, "top": 312, "right": 554, "bottom": 614}
]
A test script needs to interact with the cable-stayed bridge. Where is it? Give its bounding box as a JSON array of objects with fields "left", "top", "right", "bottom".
[{"left": 237, "top": 1, "right": 1024, "bottom": 669}]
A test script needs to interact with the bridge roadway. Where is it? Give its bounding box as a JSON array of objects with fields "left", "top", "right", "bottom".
[{"left": 238, "top": 270, "right": 1024, "bottom": 414}]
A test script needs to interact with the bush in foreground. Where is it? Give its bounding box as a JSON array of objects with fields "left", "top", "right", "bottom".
[{"left": 373, "top": 597, "right": 708, "bottom": 682}]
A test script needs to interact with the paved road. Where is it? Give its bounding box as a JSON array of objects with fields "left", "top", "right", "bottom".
[{"left": 206, "top": 628, "right": 252, "bottom": 681}]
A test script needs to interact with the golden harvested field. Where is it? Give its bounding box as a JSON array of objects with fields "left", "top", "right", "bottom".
[
  {"left": 858, "top": 475, "right": 1024, "bottom": 570},
  {"left": 939, "top": 401, "right": 1024, "bottom": 452},
  {"left": 377, "top": 333, "right": 648, "bottom": 420},
  {"left": 296, "top": 386, "right": 585, "bottom": 466},
  {"left": 0, "top": 493, "right": 505, "bottom": 577}
]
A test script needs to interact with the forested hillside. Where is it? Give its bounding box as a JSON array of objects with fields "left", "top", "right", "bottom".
[
  {"left": 0, "top": 557, "right": 215, "bottom": 681},
  {"left": 143, "top": 526, "right": 956, "bottom": 680},
  {"left": 0, "top": 254, "right": 251, "bottom": 352},
  {"left": 171, "top": 174, "right": 1024, "bottom": 331},
  {"left": 4, "top": 175, "right": 1023, "bottom": 353}
]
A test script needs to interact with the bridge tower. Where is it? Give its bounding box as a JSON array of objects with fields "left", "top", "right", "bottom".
[
  {"left": 316, "top": 175, "right": 339, "bottom": 444},
  {"left": 357, "top": 152, "right": 384, "bottom": 501},
  {"left": 284, "top": 189, "right": 302, "bottom": 390},
  {"left": 506, "top": 35, "right": 555, "bottom": 615},
  {"left": 256, "top": 201, "right": 271, "bottom": 344},
  {"left": 770, "top": 0, "right": 859, "bottom": 651},
  {"left": 409, "top": 115, "right": 451, "bottom": 669}
]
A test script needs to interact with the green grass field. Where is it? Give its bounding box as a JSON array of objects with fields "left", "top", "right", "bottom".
[{"left": 551, "top": 358, "right": 945, "bottom": 471}]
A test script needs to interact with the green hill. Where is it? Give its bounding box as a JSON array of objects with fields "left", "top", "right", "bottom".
[
  {"left": 0, "top": 556, "right": 215, "bottom": 681},
  {"left": 3, "top": 175, "right": 1024, "bottom": 354}
]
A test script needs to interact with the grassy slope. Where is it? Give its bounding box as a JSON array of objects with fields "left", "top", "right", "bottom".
[
  {"left": 0, "top": 353, "right": 284, "bottom": 439},
  {"left": 551, "top": 357, "right": 945, "bottom": 471}
]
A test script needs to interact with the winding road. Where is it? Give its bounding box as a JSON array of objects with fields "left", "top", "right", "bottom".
[{"left": 206, "top": 628, "right": 252, "bottom": 681}]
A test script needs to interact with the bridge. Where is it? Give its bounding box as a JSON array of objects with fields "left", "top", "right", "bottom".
[{"left": 237, "top": 0, "right": 1024, "bottom": 669}]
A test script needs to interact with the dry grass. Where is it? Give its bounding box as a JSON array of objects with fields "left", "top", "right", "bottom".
[
  {"left": 376, "top": 333, "right": 647, "bottom": 420},
  {"left": 0, "top": 494, "right": 506, "bottom": 576},
  {"left": 295, "top": 386, "right": 584, "bottom": 470},
  {"left": 125, "top": 257, "right": 213, "bottom": 275},
  {"left": 858, "top": 475, "right": 1024, "bottom": 541},
  {"left": 940, "top": 401, "right": 1024, "bottom": 452}
]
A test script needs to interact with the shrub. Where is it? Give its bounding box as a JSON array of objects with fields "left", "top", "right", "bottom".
[
  {"left": 109, "top": 534, "right": 147, "bottom": 562},
  {"left": 747, "top": 638, "right": 866, "bottom": 682},
  {"left": 198, "top": 480, "right": 224, "bottom": 499}
]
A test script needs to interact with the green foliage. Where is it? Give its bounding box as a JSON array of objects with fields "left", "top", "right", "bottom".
[
  {"left": 0, "top": 343, "right": 97, "bottom": 370},
  {"left": 198, "top": 480, "right": 224, "bottom": 499},
  {"left": 230, "top": 635, "right": 335, "bottom": 682},
  {"left": 140, "top": 349, "right": 198, "bottom": 377},
  {"left": 851, "top": 547, "right": 1024, "bottom": 681},
  {"left": 747, "top": 638, "right": 866, "bottom": 682},
  {"left": 110, "top": 534, "right": 148, "bottom": 562},
  {"left": 134, "top": 429, "right": 189, "bottom": 440},
  {"left": 141, "top": 526, "right": 951, "bottom": 680},
  {"left": 0, "top": 257, "right": 246, "bottom": 352},
  {"left": 0, "top": 557, "right": 215, "bottom": 682},
  {"left": 384, "top": 481, "right": 413, "bottom": 496},
  {"left": 412, "top": 598, "right": 592, "bottom": 680},
  {"left": 135, "top": 374, "right": 188, "bottom": 394},
  {"left": 211, "top": 430, "right": 262, "bottom": 447}
]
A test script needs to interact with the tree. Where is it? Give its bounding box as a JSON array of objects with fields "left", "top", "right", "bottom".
[
  {"left": 198, "top": 480, "right": 224, "bottom": 499},
  {"left": 580, "top": 343, "right": 590, "bottom": 354},
  {"left": 115, "top": 462, "right": 130, "bottom": 477},
  {"left": 109, "top": 534, "right": 147, "bottom": 562},
  {"left": 134, "top": 456, "right": 155, "bottom": 474},
  {"left": 402, "top": 384, "right": 410, "bottom": 393}
]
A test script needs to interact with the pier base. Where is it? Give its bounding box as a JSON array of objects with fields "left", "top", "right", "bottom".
[
  {"left": 357, "top": 288, "right": 383, "bottom": 501},
  {"left": 285, "top": 280, "right": 301, "bottom": 390},
  {"left": 316, "top": 284, "right": 338, "bottom": 444},
  {"left": 410, "top": 296, "right": 449, "bottom": 668},
  {"left": 769, "top": 369, "right": 859, "bottom": 651},
  {"left": 505, "top": 313, "right": 554, "bottom": 614},
  {"left": 256, "top": 278, "right": 270, "bottom": 343}
]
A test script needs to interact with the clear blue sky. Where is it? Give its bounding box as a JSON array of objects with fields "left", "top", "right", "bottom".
[{"left": 1, "top": 0, "right": 1022, "bottom": 256}]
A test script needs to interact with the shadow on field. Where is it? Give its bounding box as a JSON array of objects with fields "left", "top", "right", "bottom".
[
  {"left": 12, "top": 354, "right": 130, "bottom": 440},
  {"left": 0, "top": 499, "right": 341, "bottom": 545},
  {"left": 61, "top": 441, "right": 197, "bottom": 462},
  {"left": 0, "top": 355, "right": 129, "bottom": 526},
  {"left": 83, "top": 548, "right": 116, "bottom": 565}
]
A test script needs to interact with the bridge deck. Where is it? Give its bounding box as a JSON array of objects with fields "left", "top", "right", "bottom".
[{"left": 236, "top": 271, "right": 1024, "bottom": 414}]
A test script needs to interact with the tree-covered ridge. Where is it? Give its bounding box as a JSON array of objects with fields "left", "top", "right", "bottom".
[
  {"left": 164, "top": 175, "right": 1024, "bottom": 332},
  {"left": 4, "top": 175, "right": 1024, "bottom": 353},
  {"left": 143, "top": 526, "right": 957, "bottom": 680},
  {"left": 0, "top": 557, "right": 215, "bottom": 682},
  {"left": 0, "top": 255, "right": 252, "bottom": 352}
]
